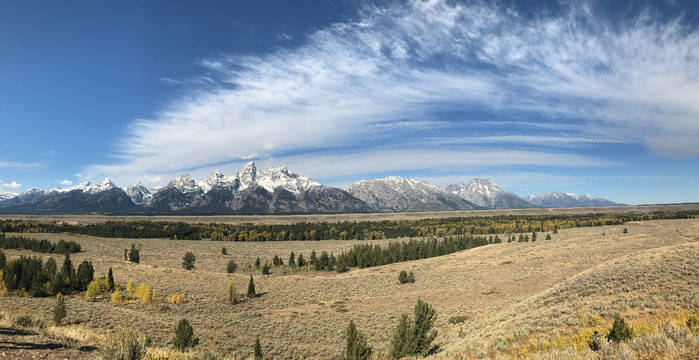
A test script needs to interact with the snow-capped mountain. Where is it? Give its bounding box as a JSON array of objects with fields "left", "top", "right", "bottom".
[
  {"left": 524, "top": 192, "right": 623, "bottom": 208},
  {"left": 343, "top": 176, "right": 478, "bottom": 212},
  {"left": 145, "top": 162, "right": 365, "bottom": 214},
  {"left": 0, "top": 191, "right": 18, "bottom": 201},
  {"left": 445, "top": 179, "right": 535, "bottom": 209},
  {"left": 49, "top": 178, "right": 118, "bottom": 195},
  {"left": 125, "top": 182, "right": 154, "bottom": 206}
]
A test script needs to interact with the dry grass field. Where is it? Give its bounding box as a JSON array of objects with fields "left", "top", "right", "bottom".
[{"left": 1, "top": 213, "right": 699, "bottom": 359}]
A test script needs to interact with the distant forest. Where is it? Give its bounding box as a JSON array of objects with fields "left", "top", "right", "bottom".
[{"left": 0, "top": 210, "right": 695, "bottom": 241}]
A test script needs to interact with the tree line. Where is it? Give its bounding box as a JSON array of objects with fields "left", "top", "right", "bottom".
[
  {"left": 0, "top": 250, "right": 94, "bottom": 297},
  {"left": 0, "top": 210, "right": 695, "bottom": 241},
  {"left": 0, "top": 233, "right": 81, "bottom": 253}
]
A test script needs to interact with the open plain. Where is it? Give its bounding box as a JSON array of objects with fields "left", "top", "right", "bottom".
[{"left": 1, "top": 208, "right": 699, "bottom": 359}]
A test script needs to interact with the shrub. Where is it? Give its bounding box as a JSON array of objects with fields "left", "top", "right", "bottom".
[
  {"left": 168, "top": 293, "right": 185, "bottom": 305},
  {"left": 448, "top": 315, "right": 468, "bottom": 324},
  {"left": 0, "top": 269, "right": 6, "bottom": 296},
  {"left": 53, "top": 293, "right": 67, "bottom": 325},
  {"left": 226, "top": 260, "right": 237, "bottom": 274},
  {"left": 112, "top": 288, "right": 124, "bottom": 304},
  {"left": 12, "top": 313, "right": 38, "bottom": 328},
  {"left": 398, "top": 271, "right": 415, "bottom": 284},
  {"left": 101, "top": 328, "right": 149, "bottom": 360},
  {"left": 126, "top": 279, "right": 137, "bottom": 296},
  {"left": 107, "top": 267, "right": 115, "bottom": 291},
  {"left": 228, "top": 283, "right": 238, "bottom": 305},
  {"left": 85, "top": 278, "right": 104, "bottom": 300},
  {"left": 221, "top": 247, "right": 227, "bottom": 255},
  {"left": 182, "top": 252, "right": 196, "bottom": 270},
  {"left": 262, "top": 263, "right": 270, "bottom": 275},
  {"left": 345, "top": 320, "right": 372, "bottom": 360},
  {"left": 135, "top": 283, "right": 156, "bottom": 304},
  {"left": 173, "top": 318, "right": 199, "bottom": 351},
  {"left": 687, "top": 315, "right": 699, "bottom": 333},
  {"left": 608, "top": 314, "right": 633, "bottom": 343}
]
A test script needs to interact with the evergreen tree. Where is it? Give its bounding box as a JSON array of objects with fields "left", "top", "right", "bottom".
[
  {"left": 228, "top": 282, "right": 238, "bottom": 304},
  {"left": 182, "top": 252, "right": 196, "bottom": 270},
  {"left": 309, "top": 250, "right": 317, "bottom": 268},
  {"left": 390, "top": 314, "right": 412, "bottom": 359},
  {"left": 53, "top": 293, "right": 67, "bottom": 324},
  {"left": 247, "top": 275, "right": 256, "bottom": 298},
  {"left": 76, "top": 260, "right": 94, "bottom": 291},
  {"left": 107, "top": 267, "right": 115, "bottom": 291},
  {"left": 608, "top": 314, "right": 633, "bottom": 342},
  {"left": 262, "top": 263, "right": 270, "bottom": 275},
  {"left": 44, "top": 257, "right": 57, "bottom": 277},
  {"left": 412, "top": 299, "right": 438, "bottom": 356},
  {"left": 221, "top": 247, "right": 227, "bottom": 255},
  {"left": 123, "top": 248, "right": 127, "bottom": 261},
  {"left": 173, "top": 318, "right": 199, "bottom": 351},
  {"left": 297, "top": 253, "right": 305, "bottom": 268},
  {"left": 318, "top": 251, "right": 329, "bottom": 271},
  {"left": 288, "top": 251, "right": 296, "bottom": 268},
  {"left": 128, "top": 244, "right": 140, "bottom": 263},
  {"left": 407, "top": 271, "right": 415, "bottom": 283},
  {"left": 0, "top": 250, "right": 6, "bottom": 270},
  {"left": 273, "top": 255, "right": 280, "bottom": 267},
  {"left": 345, "top": 320, "right": 372, "bottom": 360},
  {"left": 226, "top": 260, "right": 237, "bottom": 273},
  {"left": 253, "top": 337, "right": 263, "bottom": 360},
  {"left": 531, "top": 231, "right": 537, "bottom": 242},
  {"left": 255, "top": 257, "right": 261, "bottom": 268}
]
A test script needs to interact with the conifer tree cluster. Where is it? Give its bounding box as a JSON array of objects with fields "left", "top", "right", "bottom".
[{"left": 1, "top": 253, "right": 93, "bottom": 297}]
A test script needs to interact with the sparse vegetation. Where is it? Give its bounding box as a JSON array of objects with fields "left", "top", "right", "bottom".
[{"left": 101, "top": 327, "right": 149, "bottom": 360}]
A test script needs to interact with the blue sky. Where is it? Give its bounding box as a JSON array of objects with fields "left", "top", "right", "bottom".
[{"left": 1, "top": 0, "right": 698, "bottom": 205}]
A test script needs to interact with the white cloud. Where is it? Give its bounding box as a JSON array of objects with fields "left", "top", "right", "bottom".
[
  {"left": 59, "top": 179, "right": 73, "bottom": 186},
  {"left": 0, "top": 180, "right": 22, "bottom": 189},
  {"left": 143, "top": 174, "right": 163, "bottom": 184},
  {"left": 83, "top": 0, "right": 699, "bottom": 183}
]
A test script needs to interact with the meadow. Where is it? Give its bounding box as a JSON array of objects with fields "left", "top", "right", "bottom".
[{"left": 1, "top": 208, "right": 698, "bottom": 359}]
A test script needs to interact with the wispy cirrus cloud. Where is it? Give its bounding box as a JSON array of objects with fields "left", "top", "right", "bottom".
[{"left": 83, "top": 0, "right": 699, "bottom": 186}]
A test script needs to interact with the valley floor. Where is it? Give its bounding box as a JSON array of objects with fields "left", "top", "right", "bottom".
[{"left": 0, "top": 217, "right": 698, "bottom": 359}]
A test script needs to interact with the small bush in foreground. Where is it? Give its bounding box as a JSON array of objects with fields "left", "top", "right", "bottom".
[
  {"left": 608, "top": 314, "right": 633, "bottom": 343},
  {"left": 173, "top": 319, "right": 199, "bottom": 351},
  {"left": 101, "top": 328, "right": 149, "bottom": 360}
]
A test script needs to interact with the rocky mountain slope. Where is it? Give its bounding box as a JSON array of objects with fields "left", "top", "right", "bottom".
[{"left": 445, "top": 178, "right": 535, "bottom": 209}]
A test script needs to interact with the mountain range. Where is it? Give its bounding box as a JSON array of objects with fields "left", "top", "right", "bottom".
[{"left": 0, "top": 162, "right": 623, "bottom": 214}]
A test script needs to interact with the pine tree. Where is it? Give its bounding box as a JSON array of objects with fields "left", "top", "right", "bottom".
[
  {"left": 288, "top": 251, "right": 296, "bottom": 268},
  {"left": 398, "top": 271, "right": 408, "bottom": 284},
  {"left": 128, "top": 244, "right": 140, "bottom": 263},
  {"left": 297, "top": 253, "right": 305, "bottom": 268},
  {"left": 309, "top": 250, "right": 317, "bottom": 268},
  {"left": 345, "top": 320, "right": 372, "bottom": 360},
  {"left": 221, "top": 247, "right": 227, "bottom": 255},
  {"left": 390, "top": 313, "right": 412, "bottom": 359},
  {"left": 273, "top": 255, "right": 280, "bottom": 267},
  {"left": 255, "top": 257, "right": 261, "bottom": 268},
  {"left": 228, "top": 282, "right": 238, "bottom": 304},
  {"left": 262, "top": 263, "right": 270, "bottom": 275},
  {"left": 107, "top": 267, "right": 115, "bottom": 291},
  {"left": 413, "top": 299, "right": 438, "bottom": 356},
  {"left": 247, "top": 275, "right": 256, "bottom": 298},
  {"left": 182, "top": 252, "right": 196, "bottom": 270},
  {"left": 53, "top": 293, "right": 67, "bottom": 325},
  {"left": 253, "top": 337, "right": 263, "bottom": 360},
  {"left": 608, "top": 314, "right": 633, "bottom": 342},
  {"left": 173, "top": 318, "right": 199, "bottom": 351}
]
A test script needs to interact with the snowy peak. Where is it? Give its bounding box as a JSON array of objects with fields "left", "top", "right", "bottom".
[
  {"left": 125, "top": 182, "right": 153, "bottom": 206},
  {"left": 445, "top": 179, "right": 535, "bottom": 209},
  {"left": 524, "top": 192, "right": 623, "bottom": 208},
  {"left": 236, "top": 161, "right": 258, "bottom": 191},
  {"left": 0, "top": 191, "right": 18, "bottom": 201},
  {"left": 166, "top": 173, "right": 202, "bottom": 194},
  {"left": 344, "top": 176, "right": 477, "bottom": 212},
  {"left": 257, "top": 165, "right": 321, "bottom": 194},
  {"left": 199, "top": 170, "right": 237, "bottom": 193},
  {"left": 50, "top": 178, "right": 118, "bottom": 195}
]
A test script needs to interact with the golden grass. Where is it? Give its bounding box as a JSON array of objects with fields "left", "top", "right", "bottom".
[{"left": 0, "top": 217, "right": 698, "bottom": 359}]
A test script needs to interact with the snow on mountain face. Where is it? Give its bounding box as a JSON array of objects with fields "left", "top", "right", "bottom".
[
  {"left": 49, "top": 178, "right": 118, "bottom": 195},
  {"left": 256, "top": 165, "right": 321, "bottom": 194},
  {"left": 165, "top": 173, "right": 202, "bottom": 194},
  {"left": 125, "top": 182, "right": 153, "bottom": 206},
  {"left": 524, "top": 192, "right": 622, "bottom": 208},
  {"left": 0, "top": 191, "right": 18, "bottom": 201},
  {"left": 344, "top": 176, "right": 477, "bottom": 212},
  {"left": 236, "top": 161, "right": 257, "bottom": 191},
  {"left": 445, "top": 178, "right": 535, "bottom": 209}
]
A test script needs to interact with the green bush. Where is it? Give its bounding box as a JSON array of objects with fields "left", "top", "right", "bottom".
[
  {"left": 53, "top": 293, "right": 67, "bottom": 324},
  {"left": 226, "top": 260, "right": 237, "bottom": 273},
  {"left": 173, "top": 318, "right": 199, "bottom": 351},
  {"left": 345, "top": 320, "right": 372, "bottom": 360},
  {"left": 608, "top": 314, "right": 633, "bottom": 343},
  {"left": 182, "top": 252, "right": 196, "bottom": 270},
  {"left": 448, "top": 315, "right": 467, "bottom": 324}
]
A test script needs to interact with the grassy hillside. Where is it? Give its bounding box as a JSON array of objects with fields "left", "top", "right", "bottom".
[{"left": 1, "top": 218, "right": 698, "bottom": 359}]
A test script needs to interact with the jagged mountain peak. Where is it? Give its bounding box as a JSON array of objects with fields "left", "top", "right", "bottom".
[
  {"left": 524, "top": 192, "right": 623, "bottom": 208},
  {"left": 446, "top": 178, "right": 535, "bottom": 209},
  {"left": 344, "top": 176, "right": 477, "bottom": 212}
]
